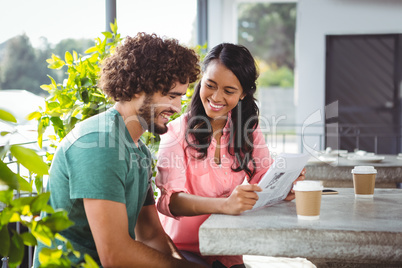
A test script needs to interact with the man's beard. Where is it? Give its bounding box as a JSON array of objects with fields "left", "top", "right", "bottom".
[{"left": 137, "top": 94, "right": 169, "bottom": 135}]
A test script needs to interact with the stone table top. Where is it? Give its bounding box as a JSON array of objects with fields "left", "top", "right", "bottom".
[
  {"left": 305, "top": 154, "right": 402, "bottom": 186},
  {"left": 199, "top": 188, "right": 402, "bottom": 266}
]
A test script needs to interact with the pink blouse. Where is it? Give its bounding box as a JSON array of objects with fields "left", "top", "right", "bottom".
[{"left": 156, "top": 114, "right": 273, "bottom": 267}]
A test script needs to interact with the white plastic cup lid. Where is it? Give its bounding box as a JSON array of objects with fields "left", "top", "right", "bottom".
[
  {"left": 293, "top": 180, "right": 323, "bottom": 191},
  {"left": 351, "top": 166, "right": 377, "bottom": 174}
]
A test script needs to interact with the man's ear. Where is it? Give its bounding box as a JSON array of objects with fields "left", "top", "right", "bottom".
[
  {"left": 133, "top": 92, "right": 146, "bottom": 99},
  {"left": 240, "top": 93, "right": 246, "bottom": 100}
]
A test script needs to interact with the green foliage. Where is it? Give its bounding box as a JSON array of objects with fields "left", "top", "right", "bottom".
[
  {"left": 0, "top": 110, "right": 17, "bottom": 124},
  {"left": 238, "top": 3, "right": 296, "bottom": 70},
  {"left": 258, "top": 65, "right": 294, "bottom": 88},
  {"left": 32, "top": 20, "right": 122, "bottom": 150},
  {"left": 0, "top": 109, "right": 98, "bottom": 268}
]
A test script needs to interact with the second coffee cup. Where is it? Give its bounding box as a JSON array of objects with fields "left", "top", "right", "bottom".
[{"left": 351, "top": 166, "right": 377, "bottom": 198}]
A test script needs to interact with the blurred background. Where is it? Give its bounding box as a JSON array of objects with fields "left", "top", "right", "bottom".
[
  {"left": 0, "top": 0, "right": 297, "bottom": 154},
  {"left": 2, "top": 0, "right": 402, "bottom": 155}
]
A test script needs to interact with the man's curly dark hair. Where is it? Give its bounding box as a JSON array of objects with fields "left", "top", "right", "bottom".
[{"left": 99, "top": 32, "right": 200, "bottom": 101}]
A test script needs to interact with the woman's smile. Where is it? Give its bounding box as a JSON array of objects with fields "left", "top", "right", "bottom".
[{"left": 208, "top": 99, "right": 225, "bottom": 111}]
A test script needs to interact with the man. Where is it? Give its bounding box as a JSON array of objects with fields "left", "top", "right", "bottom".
[{"left": 34, "top": 32, "right": 201, "bottom": 267}]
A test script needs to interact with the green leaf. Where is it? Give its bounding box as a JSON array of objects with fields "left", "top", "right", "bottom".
[
  {"left": 40, "top": 84, "right": 54, "bottom": 92},
  {"left": 0, "top": 224, "right": 10, "bottom": 256},
  {"left": 72, "top": 249, "right": 80, "bottom": 259},
  {"left": 82, "top": 254, "right": 100, "bottom": 268},
  {"left": 31, "top": 223, "right": 53, "bottom": 247},
  {"left": 20, "top": 231, "right": 37, "bottom": 246},
  {"left": 50, "top": 117, "right": 64, "bottom": 131},
  {"left": 35, "top": 175, "right": 44, "bottom": 194},
  {"left": 101, "top": 36, "right": 107, "bottom": 50},
  {"left": 0, "top": 131, "right": 10, "bottom": 136},
  {"left": 48, "top": 59, "right": 65, "bottom": 70},
  {"left": 26, "top": 111, "right": 42, "bottom": 121},
  {"left": 94, "top": 37, "right": 101, "bottom": 46},
  {"left": 10, "top": 195, "right": 35, "bottom": 208},
  {"left": 31, "top": 192, "right": 50, "bottom": 215},
  {"left": 110, "top": 19, "right": 117, "bottom": 33},
  {"left": 91, "top": 93, "right": 105, "bottom": 98},
  {"left": 0, "top": 109, "right": 17, "bottom": 123},
  {"left": 8, "top": 231, "right": 24, "bottom": 266},
  {"left": 0, "top": 190, "right": 14, "bottom": 206},
  {"left": 0, "top": 161, "right": 20, "bottom": 190},
  {"left": 41, "top": 204, "right": 55, "bottom": 214},
  {"left": 66, "top": 73, "right": 75, "bottom": 88},
  {"left": 47, "top": 54, "right": 66, "bottom": 70},
  {"left": 88, "top": 53, "right": 99, "bottom": 64},
  {"left": 81, "top": 77, "right": 92, "bottom": 87},
  {"left": 17, "top": 175, "right": 32, "bottom": 192},
  {"left": 0, "top": 208, "right": 13, "bottom": 226},
  {"left": 102, "top": 31, "right": 113, "bottom": 39},
  {"left": 65, "top": 117, "right": 78, "bottom": 134},
  {"left": 38, "top": 247, "right": 63, "bottom": 266},
  {"left": 54, "top": 233, "right": 68, "bottom": 243},
  {"left": 46, "top": 75, "right": 58, "bottom": 88},
  {"left": 73, "top": 50, "right": 78, "bottom": 62},
  {"left": 81, "top": 90, "right": 89, "bottom": 104},
  {"left": 37, "top": 117, "right": 48, "bottom": 149},
  {"left": 10, "top": 145, "right": 49, "bottom": 175},
  {"left": 42, "top": 210, "right": 74, "bottom": 232},
  {"left": 84, "top": 46, "right": 98, "bottom": 54},
  {"left": 46, "top": 102, "right": 60, "bottom": 110},
  {"left": 58, "top": 95, "right": 73, "bottom": 108},
  {"left": 65, "top": 51, "right": 73, "bottom": 65}
]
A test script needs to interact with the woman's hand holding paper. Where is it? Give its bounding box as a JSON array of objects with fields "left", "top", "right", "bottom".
[
  {"left": 284, "top": 168, "right": 307, "bottom": 201},
  {"left": 221, "top": 184, "right": 262, "bottom": 215}
]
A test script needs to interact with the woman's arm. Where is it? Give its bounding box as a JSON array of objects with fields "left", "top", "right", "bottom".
[{"left": 169, "top": 184, "right": 262, "bottom": 216}]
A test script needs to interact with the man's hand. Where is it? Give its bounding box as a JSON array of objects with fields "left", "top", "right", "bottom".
[
  {"left": 221, "top": 184, "right": 262, "bottom": 215},
  {"left": 284, "top": 167, "right": 306, "bottom": 201}
]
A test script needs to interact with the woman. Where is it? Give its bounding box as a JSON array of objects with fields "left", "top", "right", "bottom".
[{"left": 156, "top": 43, "right": 305, "bottom": 268}]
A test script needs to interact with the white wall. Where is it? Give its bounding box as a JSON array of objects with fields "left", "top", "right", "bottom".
[
  {"left": 207, "top": 0, "right": 238, "bottom": 48},
  {"left": 296, "top": 0, "right": 402, "bottom": 149}
]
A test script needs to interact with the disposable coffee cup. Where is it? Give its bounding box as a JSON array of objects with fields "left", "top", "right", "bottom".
[
  {"left": 351, "top": 166, "right": 377, "bottom": 198},
  {"left": 293, "top": 181, "right": 323, "bottom": 220}
]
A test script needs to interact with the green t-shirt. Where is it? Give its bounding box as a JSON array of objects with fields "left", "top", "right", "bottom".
[{"left": 34, "top": 108, "right": 154, "bottom": 267}]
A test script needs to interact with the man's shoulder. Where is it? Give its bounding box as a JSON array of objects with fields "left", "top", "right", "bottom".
[
  {"left": 165, "top": 113, "right": 188, "bottom": 136},
  {"left": 61, "top": 109, "right": 120, "bottom": 149}
]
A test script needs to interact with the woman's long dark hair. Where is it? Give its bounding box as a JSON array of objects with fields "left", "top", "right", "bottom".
[{"left": 185, "top": 43, "right": 259, "bottom": 179}]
